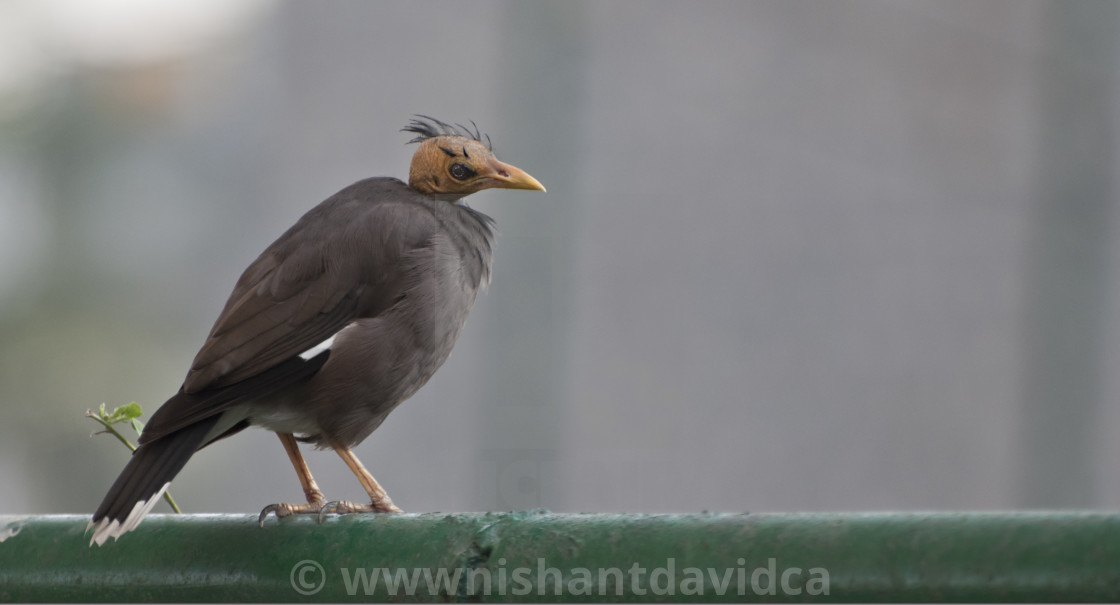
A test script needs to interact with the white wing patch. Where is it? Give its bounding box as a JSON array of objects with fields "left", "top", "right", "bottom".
[
  {"left": 299, "top": 324, "right": 356, "bottom": 360},
  {"left": 299, "top": 333, "right": 337, "bottom": 360}
]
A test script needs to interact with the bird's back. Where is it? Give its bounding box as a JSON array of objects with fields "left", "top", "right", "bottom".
[{"left": 141, "top": 177, "right": 495, "bottom": 446}]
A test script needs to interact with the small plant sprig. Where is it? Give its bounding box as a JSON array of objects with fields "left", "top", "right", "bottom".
[{"left": 87, "top": 403, "right": 181, "bottom": 513}]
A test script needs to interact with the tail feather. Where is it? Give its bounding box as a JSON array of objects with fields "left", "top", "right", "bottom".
[{"left": 88, "top": 416, "right": 219, "bottom": 546}]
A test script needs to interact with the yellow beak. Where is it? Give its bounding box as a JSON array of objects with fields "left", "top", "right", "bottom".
[{"left": 483, "top": 157, "right": 546, "bottom": 192}]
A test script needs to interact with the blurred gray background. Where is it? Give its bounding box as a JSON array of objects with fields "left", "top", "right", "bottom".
[{"left": 1, "top": 0, "right": 1118, "bottom": 516}]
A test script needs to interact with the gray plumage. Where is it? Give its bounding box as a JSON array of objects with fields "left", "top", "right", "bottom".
[
  {"left": 88, "top": 181, "right": 491, "bottom": 534},
  {"left": 90, "top": 117, "right": 542, "bottom": 546},
  {"left": 145, "top": 177, "right": 494, "bottom": 447}
]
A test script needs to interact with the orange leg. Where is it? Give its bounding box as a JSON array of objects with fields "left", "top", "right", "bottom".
[
  {"left": 257, "top": 433, "right": 328, "bottom": 526},
  {"left": 327, "top": 440, "right": 403, "bottom": 514}
]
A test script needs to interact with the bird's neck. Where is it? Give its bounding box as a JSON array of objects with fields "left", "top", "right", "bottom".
[{"left": 424, "top": 192, "right": 467, "bottom": 204}]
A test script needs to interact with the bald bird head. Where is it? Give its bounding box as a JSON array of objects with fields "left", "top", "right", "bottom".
[{"left": 403, "top": 116, "right": 546, "bottom": 199}]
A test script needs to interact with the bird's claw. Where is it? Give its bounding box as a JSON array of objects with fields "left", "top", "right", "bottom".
[
  {"left": 316, "top": 499, "right": 402, "bottom": 523},
  {"left": 258, "top": 500, "right": 327, "bottom": 527},
  {"left": 316, "top": 500, "right": 366, "bottom": 523},
  {"left": 259, "top": 498, "right": 402, "bottom": 527},
  {"left": 317, "top": 501, "right": 340, "bottom": 524},
  {"left": 258, "top": 503, "right": 280, "bottom": 527}
]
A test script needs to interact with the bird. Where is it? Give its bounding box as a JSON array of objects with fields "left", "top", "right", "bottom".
[{"left": 88, "top": 116, "right": 545, "bottom": 546}]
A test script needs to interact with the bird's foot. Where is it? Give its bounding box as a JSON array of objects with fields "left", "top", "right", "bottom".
[
  {"left": 258, "top": 499, "right": 328, "bottom": 527},
  {"left": 317, "top": 499, "right": 403, "bottom": 523}
]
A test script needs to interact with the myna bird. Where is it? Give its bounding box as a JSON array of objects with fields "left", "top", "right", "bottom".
[{"left": 88, "top": 116, "right": 545, "bottom": 546}]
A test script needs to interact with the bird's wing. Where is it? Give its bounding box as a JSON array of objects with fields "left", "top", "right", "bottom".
[{"left": 140, "top": 184, "right": 439, "bottom": 442}]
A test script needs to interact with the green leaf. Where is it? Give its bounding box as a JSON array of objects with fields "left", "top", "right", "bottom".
[
  {"left": 130, "top": 417, "right": 145, "bottom": 436},
  {"left": 100, "top": 402, "right": 144, "bottom": 425},
  {"left": 118, "top": 402, "right": 143, "bottom": 420}
]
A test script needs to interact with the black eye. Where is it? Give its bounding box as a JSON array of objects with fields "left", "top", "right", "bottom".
[{"left": 449, "top": 162, "right": 475, "bottom": 181}]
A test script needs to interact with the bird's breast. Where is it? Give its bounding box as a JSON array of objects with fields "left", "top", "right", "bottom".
[{"left": 264, "top": 210, "right": 494, "bottom": 447}]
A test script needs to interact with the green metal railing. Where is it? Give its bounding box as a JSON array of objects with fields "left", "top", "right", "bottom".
[{"left": 1, "top": 512, "right": 1118, "bottom": 602}]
